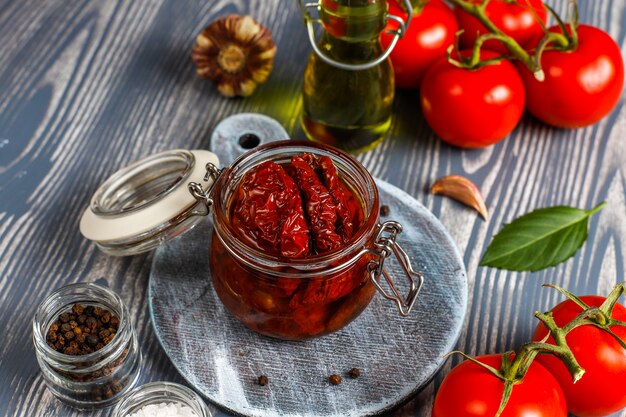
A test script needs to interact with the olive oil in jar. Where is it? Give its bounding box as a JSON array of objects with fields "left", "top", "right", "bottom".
[{"left": 301, "top": 0, "right": 396, "bottom": 153}]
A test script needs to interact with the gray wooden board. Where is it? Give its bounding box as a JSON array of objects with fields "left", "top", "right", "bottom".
[{"left": 149, "top": 179, "right": 467, "bottom": 417}]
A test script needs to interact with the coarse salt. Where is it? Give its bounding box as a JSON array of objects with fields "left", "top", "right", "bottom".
[{"left": 125, "top": 401, "right": 199, "bottom": 417}]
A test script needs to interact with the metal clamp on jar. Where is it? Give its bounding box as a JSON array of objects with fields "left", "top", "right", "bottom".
[{"left": 79, "top": 114, "right": 424, "bottom": 340}]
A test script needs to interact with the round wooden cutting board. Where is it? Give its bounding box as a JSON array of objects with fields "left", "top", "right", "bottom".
[{"left": 149, "top": 178, "right": 467, "bottom": 417}]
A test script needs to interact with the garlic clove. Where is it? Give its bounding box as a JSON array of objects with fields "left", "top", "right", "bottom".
[
  {"left": 431, "top": 175, "right": 488, "bottom": 220},
  {"left": 192, "top": 14, "right": 277, "bottom": 98}
]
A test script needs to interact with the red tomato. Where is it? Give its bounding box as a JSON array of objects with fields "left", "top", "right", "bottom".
[
  {"left": 533, "top": 295, "right": 626, "bottom": 417},
  {"left": 381, "top": 0, "right": 458, "bottom": 89},
  {"left": 433, "top": 353, "right": 567, "bottom": 417},
  {"left": 420, "top": 51, "right": 525, "bottom": 148},
  {"left": 455, "top": 0, "right": 547, "bottom": 54},
  {"left": 518, "top": 24, "right": 624, "bottom": 128}
]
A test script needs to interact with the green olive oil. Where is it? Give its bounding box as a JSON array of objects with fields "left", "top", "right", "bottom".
[{"left": 301, "top": 0, "right": 395, "bottom": 153}]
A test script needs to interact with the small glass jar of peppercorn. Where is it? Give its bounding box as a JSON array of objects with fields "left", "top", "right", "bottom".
[{"left": 32, "top": 282, "right": 141, "bottom": 409}]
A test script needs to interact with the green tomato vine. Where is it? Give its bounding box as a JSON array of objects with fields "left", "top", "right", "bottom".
[{"left": 448, "top": 282, "right": 626, "bottom": 417}]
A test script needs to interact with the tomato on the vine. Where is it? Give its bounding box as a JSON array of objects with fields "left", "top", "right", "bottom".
[
  {"left": 455, "top": 0, "right": 547, "bottom": 54},
  {"left": 533, "top": 295, "right": 626, "bottom": 417},
  {"left": 381, "top": 0, "right": 458, "bottom": 89},
  {"left": 518, "top": 24, "right": 624, "bottom": 128},
  {"left": 433, "top": 353, "right": 567, "bottom": 417},
  {"left": 420, "top": 50, "right": 525, "bottom": 148}
]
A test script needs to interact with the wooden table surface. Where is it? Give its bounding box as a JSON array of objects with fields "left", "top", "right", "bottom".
[{"left": 1, "top": 1, "right": 625, "bottom": 416}]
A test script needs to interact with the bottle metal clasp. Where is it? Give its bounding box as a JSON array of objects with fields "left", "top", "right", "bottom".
[
  {"left": 368, "top": 220, "right": 424, "bottom": 316},
  {"left": 188, "top": 162, "right": 222, "bottom": 215},
  {"left": 298, "top": 0, "right": 413, "bottom": 71}
]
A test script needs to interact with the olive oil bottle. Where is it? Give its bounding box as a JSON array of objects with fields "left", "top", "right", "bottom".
[{"left": 301, "top": 0, "right": 409, "bottom": 153}]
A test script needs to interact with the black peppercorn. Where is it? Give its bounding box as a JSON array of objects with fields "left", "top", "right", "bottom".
[
  {"left": 87, "top": 335, "right": 99, "bottom": 347},
  {"left": 329, "top": 374, "right": 342, "bottom": 385},
  {"left": 64, "top": 346, "right": 79, "bottom": 355},
  {"left": 348, "top": 368, "right": 360, "bottom": 378},
  {"left": 101, "top": 311, "right": 111, "bottom": 324},
  {"left": 72, "top": 304, "right": 84, "bottom": 315},
  {"left": 257, "top": 375, "right": 269, "bottom": 386},
  {"left": 110, "top": 316, "right": 120, "bottom": 329},
  {"left": 380, "top": 205, "right": 390, "bottom": 216},
  {"left": 86, "top": 317, "right": 98, "bottom": 330},
  {"left": 46, "top": 303, "right": 120, "bottom": 357}
]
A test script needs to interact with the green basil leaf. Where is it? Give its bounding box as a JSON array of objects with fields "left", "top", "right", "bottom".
[{"left": 480, "top": 202, "right": 605, "bottom": 272}]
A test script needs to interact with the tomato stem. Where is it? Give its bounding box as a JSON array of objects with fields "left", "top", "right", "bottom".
[
  {"left": 446, "top": 282, "right": 625, "bottom": 417},
  {"left": 447, "top": 0, "right": 544, "bottom": 79},
  {"left": 542, "top": 283, "right": 590, "bottom": 310},
  {"left": 601, "top": 282, "right": 626, "bottom": 317},
  {"left": 446, "top": 350, "right": 506, "bottom": 380},
  {"left": 447, "top": 0, "right": 581, "bottom": 81},
  {"left": 568, "top": 0, "right": 580, "bottom": 49},
  {"left": 496, "top": 381, "right": 514, "bottom": 417},
  {"left": 400, "top": 0, "right": 429, "bottom": 13}
]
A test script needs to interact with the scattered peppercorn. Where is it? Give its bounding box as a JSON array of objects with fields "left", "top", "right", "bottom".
[
  {"left": 329, "top": 374, "right": 342, "bottom": 385},
  {"left": 46, "top": 303, "right": 119, "bottom": 356},
  {"left": 348, "top": 367, "right": 360, "bottom": 379},
  {"left": 257, "top": 375, "right": 268, "bottom": 386},
  {"left": 380, "top": 204, "right": 390, "bottom": 216}
]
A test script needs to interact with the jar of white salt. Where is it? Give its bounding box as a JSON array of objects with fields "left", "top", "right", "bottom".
[{"left": 112, "top": 381, "right": 212, "bottom": 417}]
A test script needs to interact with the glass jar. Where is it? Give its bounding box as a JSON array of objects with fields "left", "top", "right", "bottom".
[
  {"left": 79, "top": 138, "right": 423, "bottom": 341},
  {"left": 112, "top": 381, "right": 212, "bottom": 417},
  {"left": 32, "top": 283, "right": 142, "bottom": 409},
  {"left": 209, "top": 141, "right": 420, "bottom": 339}
]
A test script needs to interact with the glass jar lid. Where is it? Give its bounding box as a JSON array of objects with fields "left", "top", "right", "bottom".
[
  {"left": 80, "top": 149, "right": 219, "bottom": 256},
  {"left": 79, "top": 114, "right": 291, "bottom": 256}
]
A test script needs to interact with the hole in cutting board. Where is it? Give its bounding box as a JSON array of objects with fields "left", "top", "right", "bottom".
[{"left": 238, "top": 133, "right": 261, "bottom": 149}]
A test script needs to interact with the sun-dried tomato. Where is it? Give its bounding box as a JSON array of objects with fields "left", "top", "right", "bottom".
[
  {"left": 317, "top": 155, "right": 363, "bottom": 242},
  {"left": 291, "top": 155, "right": 343, "bottom": 253},
  {"left": 232, "top": 161, "right": 310, "bottom": 257},
  {"left": 289, "top": 273, "right": 356, "bottom": 308}
]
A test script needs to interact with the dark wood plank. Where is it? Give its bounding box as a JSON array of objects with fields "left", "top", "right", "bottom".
[{"left": 0, "top": 0, "right": 625, "bottom": 416}]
